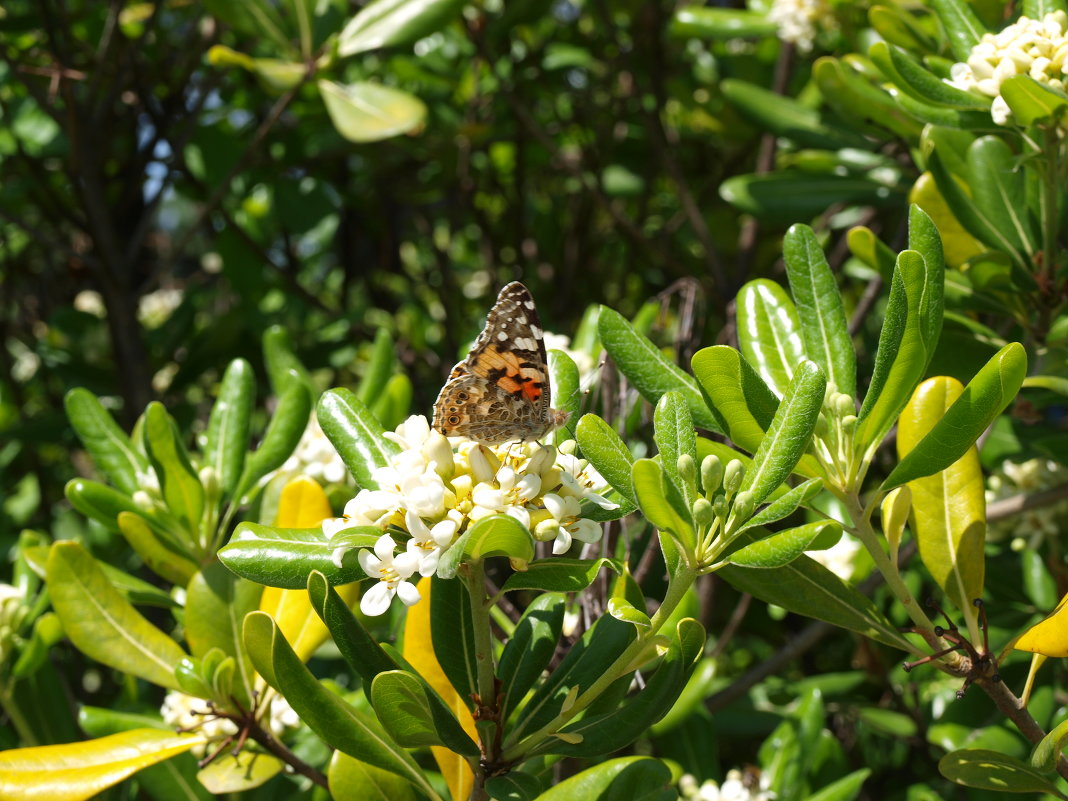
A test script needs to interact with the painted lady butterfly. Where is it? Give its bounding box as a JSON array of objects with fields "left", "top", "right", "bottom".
[{"left": 432, "top": 282, "right": 569, "bottom": 445}]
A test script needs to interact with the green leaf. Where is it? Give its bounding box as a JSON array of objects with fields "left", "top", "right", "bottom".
[
  {"left": 328, "top": 752, "right": 418, "bottom": 801},
  {"left": 64, "top": 477, "right": 142, "bottom": 533},
  {"left": 498, "top": 593, "right": 565, "bottom": 720},
  {"left": 549, "top": 349, "right": 581, "bottom": 445},
  {"left": 721, "top": 533, "right": 912, "bottom": 650},
  {"left": 317, "top": 387, "right": 400, "bottom": 489},
  {"left": 236, "top": 379, "right": 313, "bottom": 499},
  {"left": 202, "top": 0, "right": 291, "bottom": 52},
  {"left": 870, "top": 42, "right": 990, "bottom": 109},
  {"left": 631, "top": 458, "right": 696, "bottom": 552},
  {"left": 896, "top": 92, "right": 996, "bottom": 129},
  {"left": 928, "top": 0, "right": 986, "bottom": 62},
  {"left": 1000, "top": 74, "right": 1068, "bottom": 126},
  {"left": 813, "top": 57, "right": 923, "bottom": 141},
  {"left": 429, "top": 574, "right": 478, "bottom": 702},
  {"left": 185, "top": 562, "right": 262, "bottom": 707},
  {"left": 907, "top": 204, "right": 946, "bottom": 356},
  {"left": 64, "top": 388, "right": 148, "bottom": 496},
  {"left": 669, "top": 7, "right": 777, "bottom": 38},
  {"left": 576, "top": 413, "right": 637, "bottom": 506},
  {"left": 735, "top": 279, "right": 805, "bottom": 398},
  {"left": 262, "top": 325, "right": 314, "bottom": 395},
  {"left": 117, "top": 511, "right": 199, "bottom": 586},
  {"left": 739, "top": 360, "right": 826, "bottom": 507},
  {"left": 1024, "top": 0, "right": 1068, "bottom": 17},
  {"left": 967, "top": 136, "right": 1036, "bottom": 259},
  {"left": 204, "top": 358, "right": 254, "bottom": 498},
  {"left": 727, "top": 521, "right": 842, "bottom": 569},
  {"left": 783, "top": 225, "right": 856, "bottom": 397},
  {"left": 896, "top": 376, "right": 986, "bottom": 622},
  {"left": 1031, "top": 717, "right": 1068, "bottom": 774},
  {"left": 720, "top": 173, "right": 903, "bottom": 224},
  {"left": 532, "top": 757, "right": 674, "bottom": 801},
  {"left": 551, "top": 619, "right": 705, "bottom": 757},
  {"left": 242, "top": 612, "right": 434, "bottom": 796},
  {"left": 338, "top": 0, "right": 463, "bottom": 56},
  {"left": 437, "top": 514, "right": 534, "bottom": 579},
  {"left": 46, "top": 542, "right": 188, "bottom": 690},
  {"left": 318, "top": 80, "right": 427, "bottom": 143},
  {"left": 143, "top": 402, "right": 204, "bottom": 535},
  {"left": 357, "top": 328, "right": 395, "bottom": 407},
  {"left": 654, "top": 391, "right": 697, "bottom": 505},
  {"left": 369, "top": 670, "right": 479, "bottom": 756},
  {"left": 485, "top": 771, "right": 543, "bottom": 801},
  {"left": 607, "top": 596, "right": 651, "bottom": 628},
  {"left": 883, "top": 343, "right": 1027, "bottom": 489},
  {"left": 691, "top": 345, "right": 778, "bottom": 454},
  {"left": 196, "top": 751, "right": 283, "bottom": 793},
  {"left": 0, "top": 729, "right": 207, "bottom": 801},
  {"left": 847, "top": 226, "right": 897, "bottom": 280},
  {"left": 219, "top": 522, "right": 377, "bottom": 588},
  {"left": 740, "top": 478, "right": 824, "bottom": 533},
  {"left": 939, "top": 749, "right": 1067, "bottom": 797},
  {"left": 371, "top": 373, "right": 413, "bottom": 430},
  {"left": 501, "top": 557, "right": 622, "bottom": 593},
  {"left": 801, "top": 768, "right": 872, "bottom": 801},
  {"left": 597, "top": 306, "right": 720, "bottom": 432},
  {"left": 869, "top": 5, "right": 938, "bottom": 52}
]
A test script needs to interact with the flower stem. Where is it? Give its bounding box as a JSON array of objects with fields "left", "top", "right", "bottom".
[{"left": 464, "top": 560, "right": 498, "bottom": 717}]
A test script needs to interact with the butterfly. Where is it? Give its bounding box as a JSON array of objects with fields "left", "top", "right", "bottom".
[{"left": 432, "top": 281, "right": 569, "bottom": 445}]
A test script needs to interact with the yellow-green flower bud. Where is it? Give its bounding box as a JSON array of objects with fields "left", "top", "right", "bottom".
[
  {"left": 198, "top": 466, "right": 219, "bottom": 498},
  {"left": 833, "top": 392, "right": 855, "bottom": 418},
  {"left": 133, "top": 490, "right": 155, "bottom": 512},
  {"left": 724, "top": 459, "right": 745, "bottom": 494},
  {"left": 814, "top": 413, "right": 830, "bottom": 439},
  {"left": 693, "top": 497, "right": 714, "bottom": 530},
  {"left": 701, "top": 455, "right": 723, "bottom": 496},
  {"left": 712, "top": 495, "right": 728, "bottom": 519},
  {"left": 732, "top": 490, "right": 755, "bottom": 522},
  {"left": 677, "top": 454, "right": 697, "bottom": 488},
  {"left": 841, "top": 414, "right": 857, "bottom": 434}
]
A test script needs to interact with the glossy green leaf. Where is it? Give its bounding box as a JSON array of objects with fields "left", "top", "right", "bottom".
[
  {"left": 727, "top": 521, "right": 842, "bottom": 569},
  {"left": 1023, "top": 375, "right": 1068, "bottom": 395},
  {"left": 869, "top": 5, "right": 938, "bottom": 52},
  {"left": 319, "top": 80, "right": 427, "bottom": 143},
  {"left": 551, "top": 619, "right": 705, "bottom": 757},
  {"left": 1024, "top": 0, "right": 1068, "bottom": 17},
  {"left": 64, "top": 388, "right": 148, "bottom": 496},
  {"left": 328, "top": 751, "right": 418, "bottom": 801},
  {"left": 597, "top": 306, "right": 719, "bottom": 432},
  {"left": 371, "top": 372, "right": 413, "bottom": 431},
  {"left": 669, "top": 7, "right": 776, "bottom": 38},
  {"left": 317, "top": 387, "right": 400, "bottom": 489},
  {"left": 549, "top": 349, "right": 581, "bottom": 445},
  {"left": 896, "top": 377, "right": 985, "bottom": 621},
  {"left": 883, "top": 343, "right": 1027, "bottom": 489},
  {"left": 501, "top": 557, "right": 622, "bottom": 593},
  {"left": 720, "top": 79, "right": 868, "bottom": 151},
  {"left": 928, "top": 0, "right": 985, "bottom": 62},
  {"left": 576, "top": 413, "right": 637, "bottom": 506},
  {"left": 0, "top": 729, "right": 207, "bottom": 801},
  {"left": 262, "top": 325, "right": 314, "bottom": 395},
  {"left": 356, "top": 328, "right": 395, "bottom": 407},
  {"left": 370, "top": 670, "right": 479, "bottom": 756},
  {"left": 143, "top": 402, "right": 204, "bottom": 535},
  {"left": 691, "top": 345, "right": 778, "bottom": 454},
  {"left": 498, "top": 593, "right": 565, "bottom": 720},
  {"left": 721, "top": 534, "right": 912, "bottom": 650},
  {"left": 242, "top": 612, "right": 433, "bottom": 795},
  {"left": 813, "top": 57, "right": 924, "bottom": 141},
  {"left": 307, "top": 571, "right": 399, "bottom": 684},
  {"left": 654, "top": 391, "right": 697, "bottom": 505},
  {"left": 1000, "top": 74, "right": 1068, "bottom": 126},
  {"left": 117, "top": 511, "right": 199, "bottom": 586},
  {"left": 896, "top": 92, "right": 996, "bottom": 129},
  {"left": 338, "top": 0, "right": 463, "bottom": 56},
  {"left": 533, "top": 757, "right": 674, "bottom": 801},
  {"left": 46, "top": 542, "right": 188, "bottom": 690},
  {"left": 429, "top": 574, "right": 478, "bottom": 702},
  {"left": 739, "top": 478, "right": 823, "bottom": 533},
  {"left": 484, "top": 770, "right": 543, "bottom": 801},
  {"left": 631, "top": 458, "right": 696, "bottom": 552},
  {"left": 204, "top": 358, "right": 254, "bottom": 497},
  {"left": 783, "top": 225, "right": 856, "bottom": 397},
  {"left": 236, "top": 379, "right": 312, "bottom": 499},
  {"left": 735, "top": 279, "right": 805, "bottom": 398},
  {"left": 202, "top": 0, "right": 291, "bottom": 51},
  {"left": 185, "top": 562, "right": 262, "bottom": 707},
  {"left": 90, "top": 559, "right": 179, "bottom": 610},
  {"left": 907, "top": 204, "right": 946, "bottom": 356},
  {"left": 1031, "top": 717, "right": 1068, "bottom": 774},
  {"left": 607, "top": 596, "right": 651, "bottom": 628},
  {"left": 870, "top": 42, "right": 990, "bottom": 109},
  {"left": 720, "top": 172, "right": 903, "bottom": 224},
  {"left": 64, "top": 478, "right": 139, "bottom": 533},
  {"left": 437, "top": 514, "right": 534, "bottom": 579},
  {"left": 219, "top": 522, "right": 377, "bottom": 588},
  {"left": 968, "top": 136, "right": 1035, "bottom": 259},
  {"left": 802, "top": 768, "right": 872, "bottom": 801},
  {"left": 847, "top": 226, "right": 898, "bottom": 280},
  {"left": 739, "top": 360, "right": 825, "bottom": 508},
  {"left": 939, "top": 749, "right": 1066, "bottom": 796}
]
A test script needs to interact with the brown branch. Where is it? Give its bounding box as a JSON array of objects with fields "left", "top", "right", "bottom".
[{"left": 987, "top": 483, "right": 1068, "bottom": 522}]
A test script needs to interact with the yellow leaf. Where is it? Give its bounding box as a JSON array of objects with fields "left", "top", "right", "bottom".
[
  {"left": 1015, "top": 593, "right": 1068, "bottom": 658},
  {"left": 897, "top": 377, "right": 986, "bottom": 637},
  {"left": 0, "top": 729, "right": 206, "bottom": 801},
  {"left": 909, "top": 172, "right": 984, "bottom": 268},
  {"left": 403, "top": 577, "right": 477, "bottom": 801},
  {"left": 260, "top": 476, "right": 357, "bottom": 663}
]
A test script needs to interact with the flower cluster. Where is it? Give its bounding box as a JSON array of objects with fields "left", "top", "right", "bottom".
[
  {"left": 323, "top": 415, "right": 616, "bottom": 616},
  {"left": 279, "top": 417, "right": 349, "bottom": 485},
  {"left": 160, "top": 690, "right": 299, "bottom": 757},
  {"left": 986, "top": 457, "right": 1068, "bottom": 550},
  {"left": 0, "top": 584, "right": 27, "bottom": 666},
  {"left": 679, "top": 769, "right": 775, "bottom": 801},
  {"left": 946, "top": 11, "right": 1068, "bottom": 127},
  {"left": 768, "top": 0, "right": 834, "bottom": 54}
]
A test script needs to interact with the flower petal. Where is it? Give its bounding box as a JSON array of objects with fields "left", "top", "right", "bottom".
[
  {"left": 361, "top": 582, "right": 394, "bottom": 616},
  {"left": 396, "top": 580, "right": 422, "bottom": 607}
]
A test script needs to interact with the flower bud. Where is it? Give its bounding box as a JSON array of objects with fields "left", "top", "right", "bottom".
[
  {"left": 712, "top": 495, "right": 728, "bottom": 519},
  {"left": 833, "top": 392, "right": 855, "bottom": 418},
  {"left": 198, "top": 466, "right": 219, "bottom": 497},
  {"left": 724, "top": 459, "right": 745, "bottom": 494},
  {"left": 814, "top": 413, "right": 830, "bottom": 439},
  {"left": 841, "top": 414, "right": 857, "bottom": 435},
  {"left": 692, "top": 497, "right": 713, "bottom": 530},
  {"left": 133, "top": 490, "right": 155, "bottom": 512},
  {"left": 701, "top": 455, "right": 722, "bottom": 496},
  {"left": 731, "top": 490, "right": 755, "bottom": 522},
  {"left": 677, "top": 454, "right": 697, "bottom": 489}
]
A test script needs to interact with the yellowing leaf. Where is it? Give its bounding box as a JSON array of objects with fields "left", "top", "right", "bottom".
[
  {"left": 1015, "top": 593, "right": 1068, "bottom": 658},
  {"left": 897, "top": 377, "right": 986, "bottom": 638},
  {"left": 260, "top": 476, "right": 357, "bottom": 663},
  {"left": 909, "top": 172, "right": 984, "bottom": 268},
  {"left": 0, "top": 729, "right": 206, "bottom": 801},
  {"left": 402, "top": 577, "right": 476, "bottom": 801}
]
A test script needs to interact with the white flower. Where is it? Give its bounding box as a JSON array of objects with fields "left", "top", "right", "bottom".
[
  {"left": 683, "top": 769, "right": 775, "bottom": 801},
  {"left": 73, "top": 290, "right": 106, "bottom": 317},
  {"left": 358, "top": 534, "right": 422, "bottom": 616},
  {"left": 470, "top": 465, "right": 542, "bottom": 528},
  {"left": 137, "top": 287, "right": 183, "bottom": 329},
  {"left": 768, "top": 0, "right": 834, "bottom": 54},
  {"left": 555, "top": 451, "right": 618, "bottom": 509},
  {"left": 280, "top": 418, "right": 349, "bottom": 484},
  {"left": 945, "top": 11, "right": 1068, "bottom": 128},
  {"left": 535, "top": 493, "right": 603, "bottom": 555},
  {"left": 160, "top": 691, "right": 239, "bottom": 757},
  {"left": 404, "top": 510, "right": 458, "bottom": 576},
  {"left": 267, "top": 693, "right": 300, "bottom": 735}
]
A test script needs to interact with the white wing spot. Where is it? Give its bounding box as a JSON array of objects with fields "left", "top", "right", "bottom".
[
  {"left": 497, "top": 330, "right": 509, "bottom": 341},
  {"left": 513, "top": 336, "right": 537, "bottom": 351},
  {"left": 523, "top": 300, "right": 535, "bottom": 310}
]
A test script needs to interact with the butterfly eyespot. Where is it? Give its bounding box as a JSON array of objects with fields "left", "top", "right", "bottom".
[
  {"left": 456, "top": 391, "right": 469, "bottom": 400},
  {"left": 448, "top": 415, "right": 460, "bottom": 424}
]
